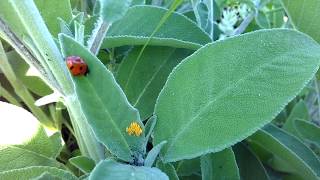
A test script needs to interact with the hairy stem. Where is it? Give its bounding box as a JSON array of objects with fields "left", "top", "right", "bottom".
[{"left": 88, "top": 20, "right": 110, "bottom": 55}]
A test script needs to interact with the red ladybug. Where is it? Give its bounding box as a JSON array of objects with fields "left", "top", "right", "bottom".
[{"left": 66, "top": 56, "right": 88, "bottom": 76}]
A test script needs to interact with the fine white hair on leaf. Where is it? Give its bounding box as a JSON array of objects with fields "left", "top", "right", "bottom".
[{"left": 86, "top": 17, "right": 103, "bottom": 48}]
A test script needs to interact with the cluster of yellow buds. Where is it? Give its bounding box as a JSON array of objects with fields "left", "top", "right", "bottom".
[{"left": 126, "top": 122, "right": 143, "bottom": 136}]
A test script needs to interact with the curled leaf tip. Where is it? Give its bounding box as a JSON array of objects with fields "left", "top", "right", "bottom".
[{"left": 126, "top": 122, "right": 143, "bottom": 136}]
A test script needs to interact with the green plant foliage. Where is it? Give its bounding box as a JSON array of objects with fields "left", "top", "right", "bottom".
[
  {"left": 154, "top": 29, "right": 320, "bottom": 162},
  {"left": 156, "top": 161, "right": 179, "bottom": 180},
  {"left": 233, "top": 143, "right": 270, "bottom": 180},
  {"left": 283, "top": 100, "right": 310, "bottom": 134},
  {"left": 294, "top": 119, "right": 320, "bottom": 149},
  {"left": 59, "top": 34, "right": 145, "bottom": 162},
  {"left": 281, "top": 0, "right": 320, "bottom": 43},
  {"left": 144, "top": 115, "right": 157, "bottom": 141},
  {"left": 2, "top": 0, "right": 320, "bottom": 179},
  {"left": 191, "top": 0, "right": 220, "bottom": 39},
  {"left": 116, "top": 46, "right": 193, "bottom": 119},
  {"left": 248, "top": 124, "right": 320, "bottom": 179},
  {"left": 6, "top": 51, "right": 52, "bottom": 96},
  {"left": 98, "top": 0, "right": 132, "bottom": 23},
  {"left": 34, "top": 0, "right": 72, "bottom": 37},
  {"left": 89, "top": 159, "right": 169, "bottom": 180},
  {"left": 200, "top": 148, "right": 240, "bottom": 180},
  {"left": 144, "top": 141, "right": 167, "bottom": 167},
  {"left": 0, "top": 146, "right": 65, "bottom": 172},
  {"left": 0, "top": 101, "right": 64, "bottom": 171},
  {"left": 175, "top": 158, "right": 200, "bottom": 176},
  {"left": 102, "top": 6, "right": 211, "bottom": 50},
  {"left": 0, "top": 102, "right": 60, "bottom": 154},
  {"left": 0, "top": 167, "right": 77, "bottom": 180},
  {"left": 69, "top": 156, "right": 95, "bottom": 174},
  {"left": 0, "top": 1, "right": 28, "bottom": 40},
  {"left": 256, "top": 11, "right": 270, "bottom": 29},
  {"left": 33, "top": 172, "right": 61, "bottom": 180},
  {"left": 132, "top": 0, "right": 145, "bottom": 5}
]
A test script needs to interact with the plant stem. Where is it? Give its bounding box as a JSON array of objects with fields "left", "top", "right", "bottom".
[
  {"left": 88, "top": 20, "right": 110, "bottom": 55},
  {"left": 0, "top": 41, "right": 55, "bottom": 128},
  {"left": 233, "top": 12, "right": 255, "bottom": 35}
]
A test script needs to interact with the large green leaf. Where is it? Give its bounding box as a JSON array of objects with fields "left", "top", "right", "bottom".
[
  {"left": 200, "top": 148, "right": 240, "bottom": 180},
  {"left": 248, "top": 124, "right": 320, "bottom": 179},
  {"left": 34, "top": 0, "right": 72, "bottom": 37},
  {"left": 98, "top": 0, "right": 131, "bottom": 23},
  {"left": 59, "top": 34, "right": 144, "bottom": 162},
  {"left": 102, "top": 6, "right": 211, "bottom": 50},
  {"left": 89, "top": 159, "right": 168, "bottom": 180},
  {"left": 116, "top": 46, "right": 193, "bottom": 119},
  {"left": 233, "top": 143, "right": 270, "bottom": 180},
  {"left": 0, "top": 167, "right": 77, "bottom": 180},
  {"left": 153, "top": 29, "right": 320, "bottom": 162},
  {"left": 0, "top": 102, "right": 64, "bottom": 171},
  {"left": 281, "top": 0, "right": 320, "bottom": 43},
  {"left": 0, "top": 146, "right": 64, "bottom": 172}
]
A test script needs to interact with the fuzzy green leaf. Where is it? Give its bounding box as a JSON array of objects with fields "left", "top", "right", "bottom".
[
  {"left": 132, "top": 0, "right": 145, "bottom": 5},
  {"left": 59, "top": 34, "right": 144, "bottom": 162},
  {"left": 233, "top": 143, "right": 270, "bottom": 180},
  {"left": 32, "top": 172, "right": 61, "bottom": 180},
  {"left": 0, "top": 146, "right": 64, "bottom": 172},
  {"left": 69, "top": 156, "right": 95, "bottom": 174},
  {"left": 283, "top": 100, "right": 310, "bottom": 134},
  {"left": 116, "top": 46, "right": 193, "bottom": 119},
  {"left": 200, "top": 148, "right": 240, "bottom": 180},
  {"left": 175, "top": 158, "right": 200, "bottom": 176},
  {"left": 98, "top": 0, "right": 132, "bottom": 23},
  {"left": 156, "top": 161, "right": 179, "bottom": 180},
  {"left": 0, "top": 167, "right": 77, "bottom": 180},
  {"left": 294, "top": 119, "right": 320, "bottom": 148},
  {"left": 248, "top": 124, "right": 320, "bottom": 179},
  {"left": 102, "top": 6, "right": 211, "bottom": 50},
  {"left": 154, "top": 29, "right": 320, "bottom": 162},
  {"left": 0, "top": 102, "right": 64, "bottom": 171},
  {"left": 34, "top": 0, "right": 72, "bottom": 37},
  {"left": 145, "top": 141, "right": 167, "bottom": 167},
  {"left": 89, "top": 159, "right": 168, "bottom": 180},
  {"left": 281, "top": 0, "right": 320, "bottom": 43}
]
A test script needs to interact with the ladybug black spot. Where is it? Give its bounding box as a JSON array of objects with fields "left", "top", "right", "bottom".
[
  {"left": 70, "top": 66, "right": 74, "bottom": 70},
  {"left": 79, "top": 66, "right": 83, "bottom": 70}
]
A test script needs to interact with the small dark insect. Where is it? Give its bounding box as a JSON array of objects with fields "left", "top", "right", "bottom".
[{"left": 66, "top": 56, "right": 88, "bottom": 76}]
